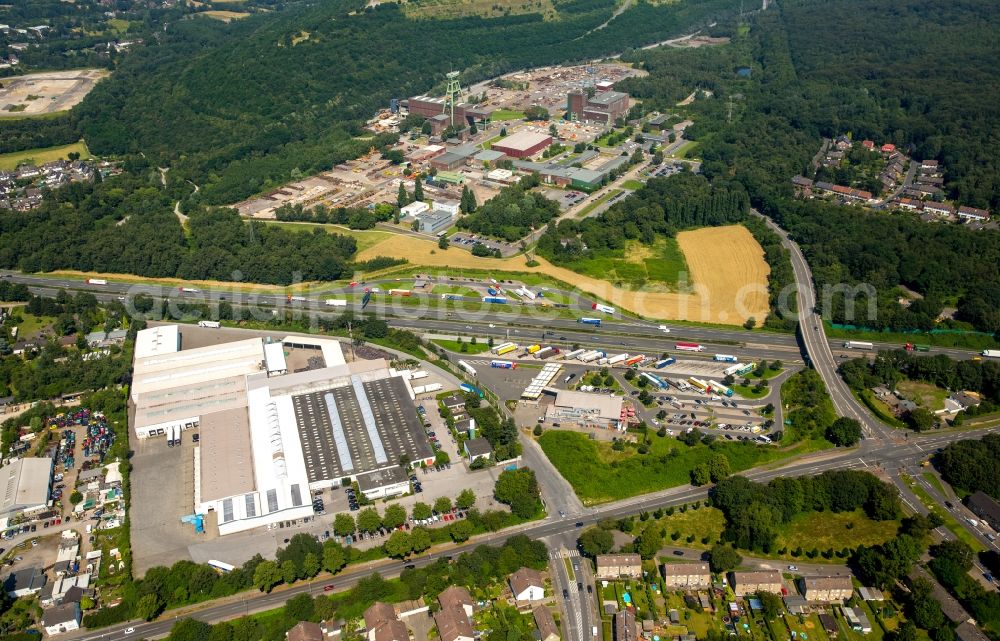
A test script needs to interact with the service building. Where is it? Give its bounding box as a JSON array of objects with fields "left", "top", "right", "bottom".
[{"left": 491, "top": 131, "right": 552, "bottom": 159}]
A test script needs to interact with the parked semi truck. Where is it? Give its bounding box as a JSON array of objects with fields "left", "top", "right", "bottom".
[
  {"left": 460, "top": 383, "right": 484, "bottom": 398},
  {"left": 579, "top": 350, "right": 605, "bottom": 363},
  {"left": 607, "top": 353, "right": 629, "bottom": 365},
  {"left": 578, "top": 317, "right": 602, "bottom": 326},
  {"left": 676, "top": 342, "right": 705, "bottom": 352},
  {"left": 983, "top": 350, "right": 1000, "bottom": 358},
  {"left": 389, "top": 289, "right": 412, "bottom": 296},
  {"left": 458, "top": 360, "right": 477, "bottom": 377},
  {"left": 844, "top": 341, "right": 874, "bottom": 349},
  {"left": 625, "top": 355, "right": 645, "bottom": 366},
  {"left": 714, "top": 354, "right": 738, "bottom": 362},
  {"left": 904, "top": 343, "right": 931, "bottom": 352},
  {"left": 564, "top": 348, "right": 587, "bottom": 360},
  {"left": 493, "top": 342, "right": 518, "bottom": 355},
  {"left": 534, "top": 346, "right": 556, "bottom": 359},
  {"left": 180, "top": 286, "right": 200, "bottom": 293},
  {"left": 641, "top": 372, "right": 668, "bottom": 389},
  {"left": 482, "top": 296, "right": 508, "bottom": 304},
  {"left": 86, "top": 278, "right": 107, "bottom": 285},
  {"left": 490, "top": 360, "right": 517, "bottom": 369},
  {"left": 516, "top": 287, "right": 537, "bottom": 300},
  {"left": 197, "top": 320, "right": 221, "bottom": 329},
  {"left": 527, "top": 344, "right": 542, "bottom": 354},
  {"left": 325, "top": 299, "right": 348, "bottom": 307},
  {"left": 655, "top": 357, "right": 676, "bottom": 369},
  {"left": 487, "top": 287, "right": 499, "bottom": 296},
  {"left": 412, "top": 383, "right": 443, "bottom": 394},
  {"left": 709, "top": 380, "right": 734, "bottom": 397},
  {"left": 592, "top": 303, "right": 616, "bottom": 314}
]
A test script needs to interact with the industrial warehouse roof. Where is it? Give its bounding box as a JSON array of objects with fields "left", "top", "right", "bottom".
[
  {"left": 588, "top": 90, "right": 627, "bottom": 106},
  {"left": 492, "top": 130, "right": 551, "bottom": 153},
  {"left": 550, "top": 389, "right": 622, "bottom": 420},
  {"left": 475, "top": 150, "right": 505, "bottom": 162},
  {"left": 198, "top": 407, "right": 255, "bottom": 503},
  {"left": 0, "top": 458, "right": 52, "bottom": 516},
  {"left": 131, "top": 337, "right": 265, "bottom": 398},
  {"left": 133, "top": 374, "right": 248, "bottom": 432},
  {"left": 134, "top": 324, "right": 179, "bottom": 359},
  {"left": 356, "top": 466, "right": 409, "bottom": 492}
]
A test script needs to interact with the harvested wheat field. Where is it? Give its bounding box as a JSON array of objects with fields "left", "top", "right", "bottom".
[{"left": 358, "top": 224, "right": 769, "bottom": 325}]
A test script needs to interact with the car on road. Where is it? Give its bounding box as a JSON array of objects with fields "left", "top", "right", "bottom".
[
  {"left": 788, "top": 565, "right": 798, "bottom": 571},
  {"left": 577, "top": 582, "right": 583, "bottom": 591},
  {"left": 562, "top": 589, "right": 569, "bottom": 599},
  {"left": 125, "top": 628, "right": 135, "bottom": 635},
  {"left": 672, "top": 550, "right": 684, "bottom": 556},
  {"left": 324, "top": 585, "right": 335, "bottom": 591}
]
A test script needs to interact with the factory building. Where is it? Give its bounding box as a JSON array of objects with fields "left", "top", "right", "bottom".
[
  {"left": 0, "top": 458, "right": 53, "bottom": 520},
  {"left": 566, "top": 88, "right": 630, "bottom": 124},
  {"left": 491, "top": 131, "right": 552, "bottom": 159},
  {"left": 415, "top": 210, "right": 454, "bottom": 235},
  {"left": 403, "top": 96, "right": 493, "bottom": 127},
  {"left": 131, "top": 326, "right": 435, "bottom": 536}
]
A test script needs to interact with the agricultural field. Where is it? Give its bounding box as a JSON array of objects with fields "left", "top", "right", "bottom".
[
  {"left": 556, "top": 237, "right": 690, "bottom": 291},
  {"left": 0, "top": 141, "right": 91, "bottom": 171},
  {"left": 0, "top": 69, "right": 109, "bottom": 118},
  {"left": 356, "top": 225, "right": 769, "bottom": 325},
  {"left": 675, "top": 225, "right": 769, "bottom": 325}
]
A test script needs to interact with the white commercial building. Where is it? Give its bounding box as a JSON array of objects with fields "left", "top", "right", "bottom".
[
  {"left": 400, "top": 201, "right": 430, "bottom": 218},
  {"left": 132, "top": 326, "right": 433, "bottom": 536},
  {"left": 0, "top": 457, "right": 52, "bottom": 518}
]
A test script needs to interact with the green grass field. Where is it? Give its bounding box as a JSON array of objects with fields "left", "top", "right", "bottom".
[
  {"left": 490, "top": 109, "right": 527, "bottom": 121},
  {"left": 431, "top": 284, "right": 482, "bottom": 297},
  {"left": 430, "top": 339, "right": 491, "bottom": 354},
  {"left": 671, "top": 141, "right": 700, "bottom": 159},
  {"left": 776, "top": 509, "right": 899, "bottom": 554},
  {"left": 0, "top": 141, "right": 91, "bottom": 170},
  {"left": 896, "top": 380, "right": 949, "bottom": 411},
  {"left": 824, "top": 321, "right": 1000, "bottom": 351},
  {"left": 922, "top": 472, "right": 947, "bottom": 496},
  {"left": 556, "top": 237, "right": 689, "bottom": 290},
  {"left": 650, "top": 506, "right": 726, "bottom": 547},
  {"left": 9, "top": 309, "right": 55, "bottom": 339},
  {"left": 732, "top": 384, "right": 769, "bottom": 399},
  {"left": 538, "top": 430, "right": 818, "bottom": 505},
  {"left": 621, "top": 179, "right": 644, "bottom": 190},
  {"left": 263, "top": 222, "right": 391, "bottom": 252}
]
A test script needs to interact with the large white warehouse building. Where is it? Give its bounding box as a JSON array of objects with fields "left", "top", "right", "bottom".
[{"left": 132, "top": 326, "right": 435, "bottom": 535}]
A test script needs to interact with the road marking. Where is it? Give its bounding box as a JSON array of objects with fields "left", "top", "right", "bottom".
[{"left": 858, "top": 458, "right": 868, "bottom": 468}]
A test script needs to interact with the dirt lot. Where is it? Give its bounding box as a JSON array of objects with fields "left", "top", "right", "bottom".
[
  {"left": 356, "top": 224, "right": 770, "bottom": 325},
  {"left": 0, "top": 69, "right": 109, "bottom": 117}
]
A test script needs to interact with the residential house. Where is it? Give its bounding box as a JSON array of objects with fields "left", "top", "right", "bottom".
[
  {"left": 434, "top": 606, "right": 475, "bottom": 641},
  {"left": 533, "top": 606, "right": 560, "bottom": 641},
  {"left": 957, "top": 206, "right": 991, "bottom": 222},
  {"left": 802, "top": 576, "right": 853, "bottom": 603},
  {"left": 321, "top": 619, "right": 345, "bottom": 638},
  {"left": 595, "top": 554, "right": 642, "bottom": 580},
  {"left": 364, "top": 603, "right": 409, "bottom": 641},
  {"left": 464, "top": 438, "right": 492, "bottom": 463},
  {"left": 731, "top": 570, "right": 782, "bottom": 596},
  {"left": 895, "top": 197, "right": 923, "bottom": 211},
  {"left": 442, "top": 396, "right": 466, "bottom": 411},
  {"left": 288, "top": 622, "right": 325, "bottom": 641},
  {"left": 955, "top": 622, "right": 990, "bottom": 641},
  {"left": 660, "top": 563, "right": 711, "bottom": 590},
  {"left": 920, "top": 159, "right": 939, "bottom": 172},
  {"left": 439, "top": 586, "right": 474, "bottom": 618},
  {"left": 42, "top": 603, "right": 81, "bottom": 636},
  {"left": 509, "top": 567, "right": 545, "bottom": 602},
  {"left": 967, "top": 491, "right": 1000, "bottom": 532},
  {"left": 924, "top": 202, "right": 955, "bottom": 216},
  {"left": 395, "top": 599, "right": 429, "bottom": 619},
  {"left": 613, "top": 609, "right": 637, "bottom": 641}
]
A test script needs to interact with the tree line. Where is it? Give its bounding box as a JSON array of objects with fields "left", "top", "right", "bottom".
[
  {"left": 709, "top": 470, "right": 902, "bottom": 552},
  {"left": 935, "top": 433, "right": 1000, "bottom": 501},
  {"left": 537, "top": 173, "right": 749, "bottom": 265},
  {"left": 840, "top": 350, "right": 1000, "bottom": 404}
]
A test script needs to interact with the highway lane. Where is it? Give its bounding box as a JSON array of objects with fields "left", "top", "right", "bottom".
[
  {"left": 755, "top": 212, "right": 892, "bottom": 440},
  {"left": 4, "top": 273, "right": 983, "bottom": 362}
]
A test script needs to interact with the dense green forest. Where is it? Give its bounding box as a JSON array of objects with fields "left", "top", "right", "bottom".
[
  {"left": 537, "top": 172, "right": 749, "bottom": 261},
  {"left": 0, "top": 176, "right": 363, "bottom": 284},
  {"left": 936, "top": 434, "right": 1000, "bottom": 501},
  {"left": 616, "top": 0, "right": 1000, "bottom": 334},
  {"left": 72, "top": 0, "right": 742, "bottom": 205}
]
